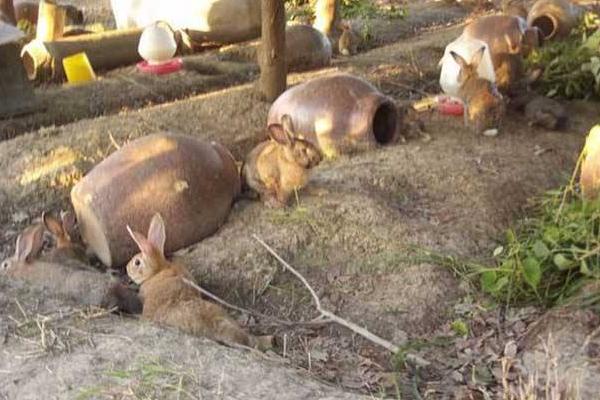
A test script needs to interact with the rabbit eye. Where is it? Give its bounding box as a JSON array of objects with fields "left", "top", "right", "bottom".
[
  {"left": 134, "top": 258, "right": 142, "bottom": 268},
  {"left": 1, "top": 261, "right": 9, "bottom": 270}
]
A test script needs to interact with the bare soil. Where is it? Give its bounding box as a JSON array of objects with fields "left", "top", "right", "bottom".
[{"left": 1, "top": 0, "right": 600, "bottom": 399}]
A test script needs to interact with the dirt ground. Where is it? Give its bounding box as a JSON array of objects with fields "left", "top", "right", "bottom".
[{"left": 1, "top": 0, "right": 600, "bottom": 399}]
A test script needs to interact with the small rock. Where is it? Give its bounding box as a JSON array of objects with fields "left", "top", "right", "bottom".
[
  {"left": 11, "top": 211, "right": 28, "bottom": 224},
  {"left": 392, "top": 329, "right": 408, "bottom": 344},
  {"left": 451, "top": 370, "right": 464, "bottom": 383},
  {"left": 504, "top": 341, "right": 517, "bottom": 358}
]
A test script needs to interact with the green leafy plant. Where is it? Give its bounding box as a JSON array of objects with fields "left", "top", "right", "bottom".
[
  {"left": 526, "top": 14, "right": 600, "bottom": 99},
  {"left": 450, "top": 320, "right": 469, "bottom": 337},
  {"left": 476, "top": 180, "right": 600, "bottom": 306},
  {"left": 341, "top": 0, "right": 406, "bottom": 20},
  {"left": 285, "top": 0, "right": 315, "bottom": 23}
]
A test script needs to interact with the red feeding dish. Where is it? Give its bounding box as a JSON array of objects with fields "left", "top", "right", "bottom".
[
  {"left": 137, "top": 58, "right": 183, "bottom": 75},
  {"left": 437, "top": 96, "right": 465, "bottom": 116}
]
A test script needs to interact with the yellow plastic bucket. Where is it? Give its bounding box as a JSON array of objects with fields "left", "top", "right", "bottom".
[{"left": 62, "top": 52, "right": 96, "bottom": 84}]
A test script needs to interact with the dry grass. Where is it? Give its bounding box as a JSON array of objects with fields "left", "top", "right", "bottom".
[
  {"left": 502, "top": 335, "right": 582, "bottom": 400},
  {"left": 6, "top": 298, "right": 115, "bottom": 359}
]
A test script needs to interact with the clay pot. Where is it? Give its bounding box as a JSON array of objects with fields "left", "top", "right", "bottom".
[
  {"left": 580, "top": 125, "right": 600, "bottom": 200},
  {"left": 267, "top": 74, "right": 399, "bottom": 157},
  {"left": 527, "top": 0, "right": 580, "bottom": 40},
  {"left": 110, "top": 0, "right": 261, "bottom": 44},
  {"left": 462, "top": 15, "right": 540, "bottom": 92},
  {"left": 219, "top": 24, "right": 331, "bottom": 72},
  {"left": 70, "top": 133, "right": 241, "bottom": 267},
  {"left": 283, "top": 24, "right": 332, "bottom": 72}
]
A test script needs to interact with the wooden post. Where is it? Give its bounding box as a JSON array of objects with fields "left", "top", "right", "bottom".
[
  {"left": 0, "top": 0, "right": 16, "bottom": 25},
  {"left": 36, "top": 0, "right": 65, "bottom": 41},
  {"left": 21, "top": 28, "right": 143, "bottom": 82},
  {"left": 313, "top": 0, "right": 340, "bottom": 37},
  {"left": 259, "top": 0, "right": 286, "bottom": 102}
]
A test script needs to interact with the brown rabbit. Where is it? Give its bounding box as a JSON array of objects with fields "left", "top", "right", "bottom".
[
  {"left": 42, "top": 210, "right": 89, "bottom": 265},
  {"left": 242, "top": 114, "right": 322, "bottom": 208},
  {"left": 451, "top": 47, "right": 506, "bottom": 136},
  {"left": 509, "top": 92, "right": 567, "bottom": 130},
  {"left": 126, "top": 213, "right": 272, "bottom": 349},
  {"left": 338, "top": 22, "right": 359, "bottom": 56},
  {"left": 1, "top": 224, "right": 142, "bottom": 314},
  {"left": 524, "top": 95, "right": 567, "bottom": 130},
  {"left": 501, "top": 0, "right": 528, "bottom": 18}
]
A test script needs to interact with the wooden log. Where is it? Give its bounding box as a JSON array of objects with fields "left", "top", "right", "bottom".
[
  {"left": 36, "top": 0, "right": 65, "bottom": 41},
  {"left": 21, "top": 28, "right": 143, "bottom": 82},
  {"left": 313, "top": 0, "right": 340, "bottom": 37},
  {"left": 0, "top": 41, "right": 37, "bottom": 118},
  {"left": 0, "top": 0, "right": 16, "bottom": 25},
  {"left": 259, "top": 0, "right": 286, "bottom": 102}
]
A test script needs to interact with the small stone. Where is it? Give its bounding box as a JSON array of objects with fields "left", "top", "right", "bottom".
[
  {"left": 451, "top": 370, "right": 464, "bottom": 383},
  {"left": 504, "top": 341, "right": 517, "bottom": 358},
  {"left": 483, "top": 128, "right": 499, "bottom": 137},
  {"left": 392, "top": 329, "right": 408, "bottom": 345},
  {"left": 11, "top": 211, "right": 28, "bottom": 224}
]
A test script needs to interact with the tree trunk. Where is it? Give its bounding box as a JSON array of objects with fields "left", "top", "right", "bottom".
[
  {"left": 259, "top": 0, "right": 286, "bottom": 102},
  {"left": 313, "top": 0, "right": 340, "bottom": 37},
  {"left": 0, "top": 0, "right": 16, "bottom": 25},
  {"left": 36, "top": 0, "right": 66, "bottom": 41}
]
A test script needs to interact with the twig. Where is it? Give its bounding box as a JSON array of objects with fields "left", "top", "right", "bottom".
[
  {"left": 254, "top": 235, "right": 412, "bottom": 356},
  {"left": 411, "top": 364, "right": 424, "bottom": 400},
  {"left": 384, "top": 80, "right": 432, "bottom": 97},
  {"left": 182, "top": 278, "right": 331, "bottom": 328},
  {"left": 555, "top": 149, "right": 585, "bottom": 223},
  {"left": 14, "top": 298, "right": 29, "bottom": 320},
  {"left": 108, "top": 131, "right": 122, "bottom": 150},
  {"left": 579, "top": 324, "right": 600, "bottom": 356}
]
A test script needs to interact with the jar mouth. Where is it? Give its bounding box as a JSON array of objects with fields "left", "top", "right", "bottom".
[
  {"left": 530, "top": 15, "right": 558, "bottom": 40},
  {"left": 371, "top": 100, "right": 397, "bottom": 145}
]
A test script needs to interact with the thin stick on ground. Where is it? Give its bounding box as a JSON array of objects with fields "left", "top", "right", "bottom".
[
  {"left": 555, "top": 149, "right": 585, "bottom": 223},
  {"left": 108, "top": 131, "right": 121, "bottom": 150},
  {"left": 182, "top": 277, "right": 329, "bottom": 328},
  {"left": 384, "top": 80, "right": 432, "bottom": 97},
  {"left": 253, "top": 235, "right": 429, "bottom": 367}
]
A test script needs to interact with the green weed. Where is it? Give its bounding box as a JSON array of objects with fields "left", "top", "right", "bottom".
[
  {"left": 341, "top": 0, "right": 406, "bottom": 20},
  {"left": 526, "top": 12, "right": 600, "bottom": 99},
  {"left": 478, "top": 187, "right": 600, "bottom": 306}
]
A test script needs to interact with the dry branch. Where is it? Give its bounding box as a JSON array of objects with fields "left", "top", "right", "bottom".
[
  {"left": 253, "top": 234, "right": 431, "bottom": 367},
  {"left": 182, "top": 277, "right": 330, "bottom": 328}
]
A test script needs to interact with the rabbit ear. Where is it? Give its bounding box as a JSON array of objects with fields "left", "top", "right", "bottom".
[
  {"left": 470, "top": 46, "right": 486, "bottom": 69},
  {"left": 15, "top": 225, "right": 44, "bottom": 262},
  {"left": 147, "top": 213, "right": 166, "bottom": 257},
  {"left": 42, "top": 212, "right": 65, "bottom": 238},
  {"left": 450, "top": 51, "right": 468, "bottom": 70},
  {"left": 268, "top": 123, "right": 293, "bottom": 147},
  {"left": 281, "top": 114, "right": 296, "bottom": 137},
  {"left": 127, "top": 225, "right": 156, "bottom": 258},
  {"left": 60, "top": 210, "right": 76, "bottom": 238}
]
